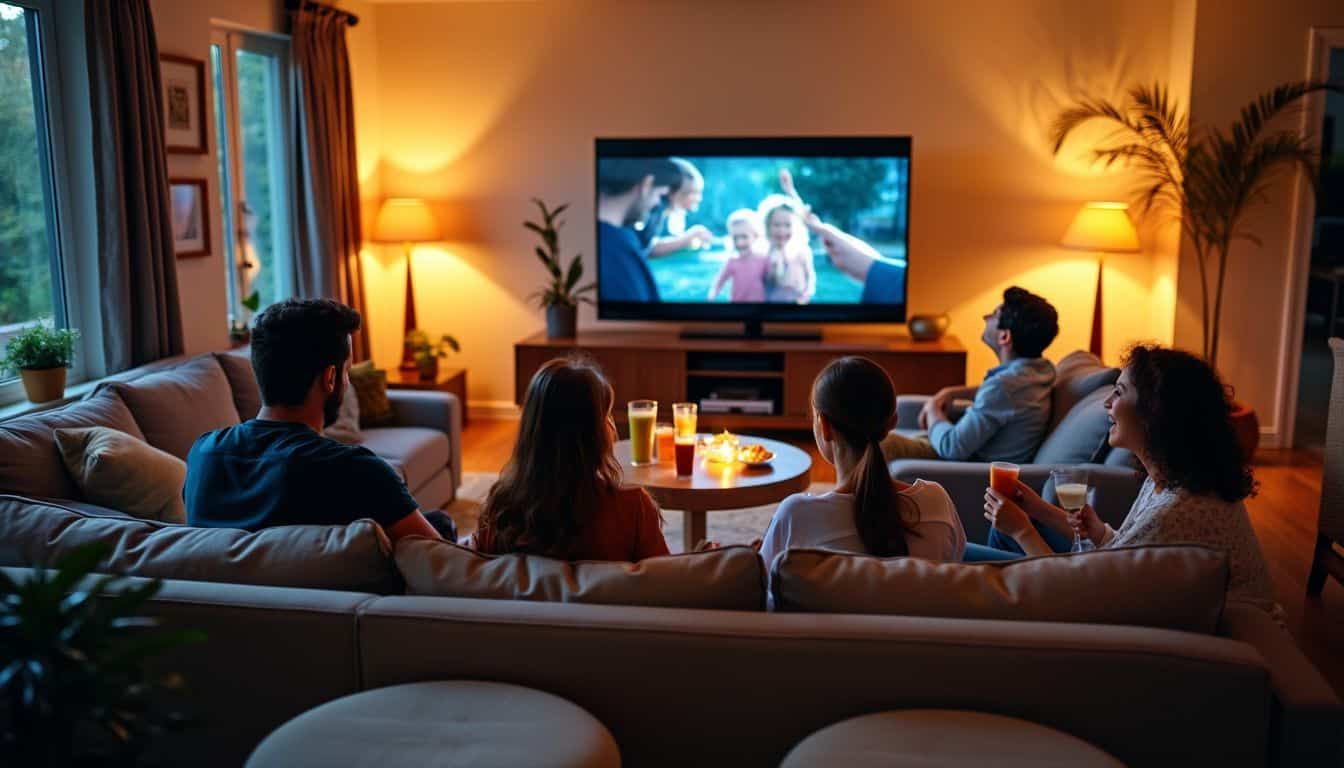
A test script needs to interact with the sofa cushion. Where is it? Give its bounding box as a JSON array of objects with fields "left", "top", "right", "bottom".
[
  {"left": 0, "top": 390, "right": 144, "bottom": 500},
  {"left": 360, "top": 427, "right": 447, "bottom": 492},
  {"left": 1033, "top": 385, "right": 1113, "bottom": 465},
  {"left": 0, "top": 495, "right": 400, "bottom": 593},
  {"left": 213, "top": 349, "right": 262, "bottom": 421},
  {"left": 323, "top": 383, "right": 363, "bottom": 445},
  {"left": 1049, "top": 351, "right": 1119, "bottom": 433},
  {"left": 348, "top": 361, "right": 394, "bottom": 427},
  {"left": 54, "top": 427, "right": 186, "bottom": 523},
  {"left": 772, "top": 545, "right": 1228, "bottom": 633},
  {"left": 396, "top": 538, "right": 766, "bottom": 610},
  {"left": 107, "top": 355, "right": 240, "bottom": 459}
]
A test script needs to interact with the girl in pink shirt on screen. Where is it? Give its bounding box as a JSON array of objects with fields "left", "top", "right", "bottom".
[{"left": 708, "top": 209, "right": 770, "bottom": 303}]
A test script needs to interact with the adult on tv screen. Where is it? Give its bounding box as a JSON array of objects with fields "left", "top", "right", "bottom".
[{"left": 596, "top": 137, "right": 911, "bottom": 328}]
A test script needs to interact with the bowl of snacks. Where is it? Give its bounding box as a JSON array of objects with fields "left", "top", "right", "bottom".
[
  {"left": 737, "top": 443, "right": 775, "bottom": 467},
  {"left": 699, "top": 431, "right": 741, "bottom": 464}
]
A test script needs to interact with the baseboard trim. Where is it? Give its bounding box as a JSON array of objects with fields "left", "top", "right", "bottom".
[{"left": 468, "top": 400, "right": 521, "bottom": 421}]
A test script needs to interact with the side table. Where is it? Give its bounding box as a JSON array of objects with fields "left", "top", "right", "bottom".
[{"left": 387, "top": 367, "right": 468, "bottom": 427}]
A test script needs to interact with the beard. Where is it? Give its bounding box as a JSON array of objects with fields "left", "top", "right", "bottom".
[{"left": 322, "top": 379, "right": 345, "bottom": 428}]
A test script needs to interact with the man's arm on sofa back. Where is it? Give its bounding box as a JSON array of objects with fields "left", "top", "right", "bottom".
[{"left": 386, "top": 390, "right": 462, "bottom": 492}]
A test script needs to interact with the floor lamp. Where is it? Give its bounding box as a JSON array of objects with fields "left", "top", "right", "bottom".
[
  {"left": 373, "top": 198, "right": 441, "bottom": 372},
  {"left": 1060, "top": 202, "right": 1140, "bottom": 360}
]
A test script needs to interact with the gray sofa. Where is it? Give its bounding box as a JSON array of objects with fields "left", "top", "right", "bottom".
[
  {"left": 890, "top": 350, "right": 1145, "bottom": 543},
  {"left": 0, "top": 349, "right": 462, "bottom": 512}
]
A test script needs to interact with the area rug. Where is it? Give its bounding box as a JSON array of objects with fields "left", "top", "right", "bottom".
[{"left": 445, "top": 471, "right": 835, "bottom": 554}]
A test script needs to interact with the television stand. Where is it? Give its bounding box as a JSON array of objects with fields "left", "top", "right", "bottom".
[
  {"left": 515, "top": 329, "right": 966, "bottom": 431},
  {"left": 680, "top": 321, "right": 822, "bottom": 341}
]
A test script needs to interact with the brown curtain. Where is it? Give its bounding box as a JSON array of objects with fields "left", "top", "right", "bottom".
[
  {"left": 290, "top": 5, "right": 370, "bottom": 361},
  {"left": 85, "top": 0, "right": 184, "bottom": 373}
]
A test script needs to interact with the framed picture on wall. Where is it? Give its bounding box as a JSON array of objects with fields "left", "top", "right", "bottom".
[
  {"left": 160, "top": 54, "right": 207, "bottom": 154},
  {"left": 169, "top": 178, "right": 210, "bottom": 258}
]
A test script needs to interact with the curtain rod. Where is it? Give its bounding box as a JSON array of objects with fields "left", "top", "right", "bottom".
[{"left": 286, "top": 0, "right": 359, "bottom": 27}]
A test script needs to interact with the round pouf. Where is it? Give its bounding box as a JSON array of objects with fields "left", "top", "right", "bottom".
[
  {"left": 781, "top": 709, "right": 1124, "bottom": 767},
  {"left": 247, "top": 681, "right": 621, "bottom": 768}
]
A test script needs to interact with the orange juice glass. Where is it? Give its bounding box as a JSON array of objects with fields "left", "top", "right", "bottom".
[
  {"left": 655, "top": 424, "right": 675, "bottom": 464},
  {"left": 673, "top": 402, "right": 697, "bottom": 439},
  {"left": 989, "top": 461, "right": 1020, "bottom": 496}
]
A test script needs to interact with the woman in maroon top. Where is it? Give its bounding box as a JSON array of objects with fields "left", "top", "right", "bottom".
[{"left": 471, "top": 358, "right": 670, "bottom": 561}]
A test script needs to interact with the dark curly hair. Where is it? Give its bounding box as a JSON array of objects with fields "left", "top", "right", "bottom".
[
  {"left": 1123, "top": 344, "right": 1256, "bottom": 502},
  {"left": 998, "top": 286, "right": 1059, "bottom": 358}
]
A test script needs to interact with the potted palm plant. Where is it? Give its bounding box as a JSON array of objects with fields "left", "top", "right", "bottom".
[
  {"left": 525, "top": 198, "right": 594, "bottom": 339},
  {"left": 0, "top": 322, "right": 80, "bottom": 404},
  {"left": 1051, "top": 80, "right": 1341, "bottom": 456}
]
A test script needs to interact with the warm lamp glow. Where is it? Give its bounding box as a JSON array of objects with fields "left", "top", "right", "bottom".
[
  {"left": 373, "top": 198, "right": 440, "bottom": 243},
  {"left": 1060, "top": 202, "right": 1140, "bottom": 252}
]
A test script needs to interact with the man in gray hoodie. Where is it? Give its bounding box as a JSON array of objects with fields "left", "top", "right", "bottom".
[{"left": 882, "top": 286, "right": 1058, "bottom": 464}]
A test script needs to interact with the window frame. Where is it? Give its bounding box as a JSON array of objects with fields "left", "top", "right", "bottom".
[{"left": 0, "top": 0, "right": 89, "bottom": 406}]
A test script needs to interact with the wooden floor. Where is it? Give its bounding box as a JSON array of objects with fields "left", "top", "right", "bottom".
[{"left": 462, "top": 419, "right": 1344, "bottom": 697}]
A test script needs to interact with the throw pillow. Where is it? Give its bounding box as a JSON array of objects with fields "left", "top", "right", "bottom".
[
  {"left": 105, "top": 355, "right": 241, "bottom": 459},
  {"left": 771, "top": 545, "right": 1229, "bottom": 634},
  {"left": 1033, "top": 385, "right": 1114, "bottom": 465},
  {"left": 395, "top": 538, "right": 767, "bottom": 611},
  {"left": 323, "top": 382, "right": 363, "bottom": 444},
  {"left": 0, "top": 390, "right": 144, "bottom": 501},
  {"left": 54, "top": 427, "right": 187, "bottom": 523},
  {"left": 348, "top": 360, "right": 394, "bottom": 427},
  {"left": 213, "top": 349, "right": 262, "bottom": 420}
]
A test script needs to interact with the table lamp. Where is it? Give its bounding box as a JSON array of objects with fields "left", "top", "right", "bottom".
[
  {"left": 373, "top": 198, "right": 441, "bottom": 372},
  {"left": 1060, "top": 202, "right": 1140, "bottom": 358}
]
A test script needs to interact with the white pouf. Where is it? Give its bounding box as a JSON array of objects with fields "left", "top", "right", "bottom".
[
  {"left": 247, "top": 680, "right": 621, "bottom": 768},
  {"left": 781, "top": 709, "right": 1125, "bottom": 767}
]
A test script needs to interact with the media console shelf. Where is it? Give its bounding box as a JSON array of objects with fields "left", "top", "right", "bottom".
[{"left": 514, "top": 330, "right": 967, "bottom": 431}]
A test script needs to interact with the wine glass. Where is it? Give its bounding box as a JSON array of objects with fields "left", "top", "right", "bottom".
[{"left": 1051, "top": 467, "right": 1093, "bottom": 553}]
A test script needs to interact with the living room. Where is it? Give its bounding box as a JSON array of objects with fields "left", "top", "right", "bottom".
[{"left": 2, "top": 0, "right": 1344, "bottom": 765}]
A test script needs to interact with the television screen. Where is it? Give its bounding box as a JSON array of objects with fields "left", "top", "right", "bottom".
[{"left": 596, "top": 137, "right": 910, "bottom": 326}]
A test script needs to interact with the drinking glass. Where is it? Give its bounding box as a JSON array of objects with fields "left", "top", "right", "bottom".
[
  {"left": 1051, "top": 467, "right": 1093, "bottom": 553},
  {"left": 989, "top": 461, "right": 1019, "bottom": 496},
  {"left": 655, "top": 423, "right": 675, "bottom": 464},
  {"left": 673, "top": 402, "right": 697, "bottom": 439},
  {"left": 674, "top": 433, "right": 696, "bottom": 477},
  {"left": 627, "top": 400, "right": 658, "bottom": 466}
]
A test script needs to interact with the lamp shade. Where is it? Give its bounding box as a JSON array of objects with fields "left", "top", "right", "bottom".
[
  {"left": 373, "top": 198, "right": 440, "bottom": 243},
  {"left": 1060, "top": 202, "right": 1140, "bottom": 252}
]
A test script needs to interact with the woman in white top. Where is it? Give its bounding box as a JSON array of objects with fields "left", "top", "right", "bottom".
[
  {"left": 983, "top": 344, "right": 1279, "bottom": 615},
  {"left": 759, "top": 356, "right": 966, "bottom": 578}
]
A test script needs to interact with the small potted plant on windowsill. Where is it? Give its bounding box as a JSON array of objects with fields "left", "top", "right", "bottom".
[
  {"left": 525, "top": 198, "right": 594, "bottom": 339},
  {"left": 406, "top": 329, "right": 461, "bottom": 381},
  {"left": 0, "top": 322, "right": 80, "bottom": 404}
]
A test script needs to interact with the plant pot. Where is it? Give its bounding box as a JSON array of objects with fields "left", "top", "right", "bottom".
[
  {"left": 416, "top": 357, "right": 439, "bottom": 382},
  {"left": 1230, "top": 400, "right": 1260, "bottom": 460},
  {"left": 546, "top": 304, "right": 577, "bottom": 339},
  {"left": 20, "top": 366, "right": 67, "bottom": 404}
]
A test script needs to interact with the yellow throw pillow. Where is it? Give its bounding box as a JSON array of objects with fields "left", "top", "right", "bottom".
[
  {"left": 54, "top": 426, "right": 187, "bottom": 523},
  {"left": 348, "top": 360, "right": 394, "bottom": 427}
]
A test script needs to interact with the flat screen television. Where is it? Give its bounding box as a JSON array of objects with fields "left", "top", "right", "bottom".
[{"left": 595, "top": 136, "right": 911, "bottom": 336}]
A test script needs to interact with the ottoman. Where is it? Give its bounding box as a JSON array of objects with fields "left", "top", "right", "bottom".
[
  {"left": 781, "top": 709, "right": 1124, "bottom": 767},
  {"left": 246, "top": 680, "right": 621, "bottom": 767}
]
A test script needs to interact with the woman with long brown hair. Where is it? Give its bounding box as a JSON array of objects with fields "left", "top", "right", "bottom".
[
  {"left": 758, "top": 357, "right": 965, "bottom": 574},
  {"left": 471, "top": 358, "right": 669, "bottom": 561}
]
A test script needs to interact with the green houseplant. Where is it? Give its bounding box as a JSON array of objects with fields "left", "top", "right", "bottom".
[
  {"left": 405, "top": 329, "right": 460, "bottom": 381},
  {"left": 1, "top": 542, "right": 204, "bottom": 766},
  {"left": 525, "top": 198, "right": 593, "bottom": 339},
  {"left": 0, "top": 321, "right": 80, "bottom": 403},
  {"left": 1051, "top": 80, "right": 1340, "bottom": 455}
]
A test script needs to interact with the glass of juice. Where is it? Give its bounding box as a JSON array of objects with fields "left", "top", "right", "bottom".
[
  {"left": 989, "top": 461, "right": 1020, "bottom": 496},
  {"left": 674, "top": 434, "right": 696, "bottom": 476},
  {"left": 655, "top": 424, "right": 675, "bottom": 464},
  {"left": 627, "top": 400, "right": 658, "bottom": 466},
  {"left": 673, "top": 402, "right": 697, "bottom": 439},
  {"left": 1051, "top": 467, "right": 1093, "bottom": 552}
]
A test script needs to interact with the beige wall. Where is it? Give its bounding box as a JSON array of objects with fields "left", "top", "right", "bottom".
[
  {"left": 1179, "top": 1, "right": 1344, "bottom": 446},
  {"left": 358, "top": 0, "right": 1192, "bottom": 412},
  {"left": 151, "top": 0, "right": 286, "bottom": 356}
]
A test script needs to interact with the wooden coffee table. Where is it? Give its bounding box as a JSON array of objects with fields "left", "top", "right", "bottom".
[{"left": 613, "top": 435, "right": 812, "bottom": 552}]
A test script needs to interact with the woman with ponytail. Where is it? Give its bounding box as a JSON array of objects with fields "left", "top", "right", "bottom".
[{"left": 758, "top": 357, "right": 965, "bottom": 577}]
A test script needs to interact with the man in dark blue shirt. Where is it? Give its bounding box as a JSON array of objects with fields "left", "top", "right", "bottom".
[
  {"left": 597, "top": 157, "right": 681, "bottom": 303},
  {"left": 185, "top": 299, "right": 442, "bottom": 543}
]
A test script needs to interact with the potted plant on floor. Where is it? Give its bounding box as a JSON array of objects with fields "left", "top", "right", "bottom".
[
  {"left": 0, "top": 322, "right": 81, "bottom": 404},
  {"left": 1051, "top": 80, "right": 1342, "bottom": 457},
  {"left": 406, "top": 329, "right": 461, "bottom": 381},
  {"left": 0, "top": 543, "right": 204, "bottom": 765},
  {"left": 525, "top": 198, "right": 594, "bottom": 339}
]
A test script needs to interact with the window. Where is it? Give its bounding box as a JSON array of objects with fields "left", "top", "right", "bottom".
[
  {"left": 0, "top": 1, "right": 68, "bottom": 378},
  {"left": 211, "top": 29, "right": 295, "bottom": 326}
]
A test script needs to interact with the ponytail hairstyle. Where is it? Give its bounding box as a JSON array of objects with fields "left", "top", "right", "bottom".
[{"left": 812, "top": 356, "right": 915, "bottom": 556}]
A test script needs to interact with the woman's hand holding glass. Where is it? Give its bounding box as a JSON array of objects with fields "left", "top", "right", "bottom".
[
  {"left": 1067, "top": 503, "right": 1106, "bottom": 547},
  {"left": 983, "top": 487, "right": 1033, "bottom": 538}
]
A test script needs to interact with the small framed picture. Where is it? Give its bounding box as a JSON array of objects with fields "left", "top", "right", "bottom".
[
  {"left": 160, "top": 54, "right": 207, "bottom": 154},
  {"left": 169, "top": 178, "right": 210, "bottom": 258}
]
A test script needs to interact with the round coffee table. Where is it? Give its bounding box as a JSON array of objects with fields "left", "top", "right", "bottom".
[{"left": 614, "top": 435, "right": 812, "bottom": 552}]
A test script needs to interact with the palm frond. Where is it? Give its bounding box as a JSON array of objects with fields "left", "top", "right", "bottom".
[{"left": 1049, "top": 96, "right": 1143, "bottom": 155}]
